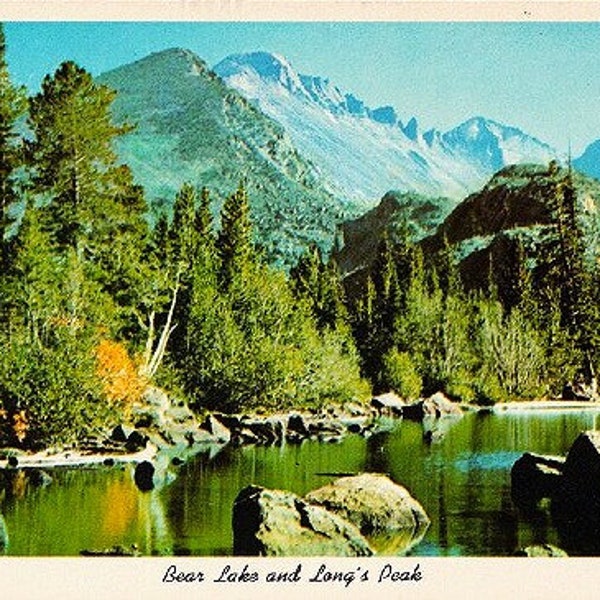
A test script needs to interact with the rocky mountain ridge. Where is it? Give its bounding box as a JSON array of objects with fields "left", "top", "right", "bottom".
[
  {"left": 215, "top": 51, "right": 560, "bottom": 203},
  {"left": 99, "top": 48, "right": 352, "bottom": 267}
]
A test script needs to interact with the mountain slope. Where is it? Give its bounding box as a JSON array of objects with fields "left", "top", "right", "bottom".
[
  {"left": 99, "top": 48, "right": 352, "bottom": 266},
  {"left": 215, "top": 52, "right": 558, "bottom": 205},
  {"left": 574, "top": 139, "right": 600, "bottom": 181},
  {"left": 421, "top": 163, "right": 600, "bottom": 295},
  {"left": 336, "top": 164, "right": 600, "bottom": 300},
  {"left": 332, "top": 190, "right": 452, "bottom": 277}
]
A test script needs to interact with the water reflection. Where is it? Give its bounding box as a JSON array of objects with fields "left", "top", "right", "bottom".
[{"left": 1, "top": 409, "right": 600, "bottom": 556}]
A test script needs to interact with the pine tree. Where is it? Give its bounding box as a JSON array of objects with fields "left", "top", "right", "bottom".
[
  {"left": 0, "top": 24, "right": 26, "bottom": 336},
  {"left": 28, "top": 61, "right": 133, "bottom": 254},
  {"left": 170, "top": 182, "right": 197, "bottom": 267},
  {"left": 217, "top": 182, "right": 253, "bottom": 291},
  {"left": 553, "top": 170, "right": 598, "bottom": 384},
  {"left": 0, "top": 23, "right": 26, "bottom": 273},
  {"left": 27, "top": 62, "right": 150, "bottom": 340}
]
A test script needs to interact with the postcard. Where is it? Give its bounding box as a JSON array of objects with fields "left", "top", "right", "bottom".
[{"left": 1, "top": 2, "right": 600, "bottom": 598}]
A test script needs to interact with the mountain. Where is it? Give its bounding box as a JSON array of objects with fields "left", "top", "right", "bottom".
[
  {"left": 99, "top": 48, "right": 353, "bottom": 267},
  {"left": 423, "top": 163, "right": 600, "bottom": 293},
  {"left": 214, "top": 52, "right": 558, "bottom": 205},
  {"left": 332, "top": 190, "right": 452, "bottom": 277},
  {"left": 335, "top": 164, "right": 600, "bottom": 299},
  {"left": 574, "top": 139, "right": 600, "bottom": 181}
]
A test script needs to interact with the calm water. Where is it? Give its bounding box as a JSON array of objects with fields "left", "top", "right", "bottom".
[{"left": 2, "top": 409, "right": 600, "bottom": 557}]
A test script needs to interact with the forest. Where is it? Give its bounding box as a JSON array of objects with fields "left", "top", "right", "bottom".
[{"left": 0, "top": 26, "right": 598, "bottom": 450}]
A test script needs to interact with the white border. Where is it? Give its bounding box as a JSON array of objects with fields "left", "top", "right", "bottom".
[{"left": 1, "top": 3, "right": 599, "bottom": 599}]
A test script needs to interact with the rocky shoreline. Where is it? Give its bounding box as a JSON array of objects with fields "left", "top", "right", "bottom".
[
  {"left": 1, "top": 387, "right": 598, "bottom": 556},
  {"left": 0, "top": 388, "right": 465, "bottom": 490},
  {"left": 2, "top": 388, "right": 598, "bottom": 486}
]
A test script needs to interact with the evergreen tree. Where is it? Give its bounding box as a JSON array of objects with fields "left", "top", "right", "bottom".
[
  {"left": 217, "top": 182, "right": 253, "bottom": 291},
  {"left": 28, "top": 61, "right": 134, "bottom": 254},
  {"left": 27, "top": 62, "right": 150, "bottom": 340},
  {"left": 551, "top": 169, "right": 598, "bottom": 384},
  {"left": 0, "top": 22, "right": 26, "bottom": 265},
  {"left": 170, "top": 182, "right": 197, "bottom": 267},
  {"left": 291, "top": 244, "right": 347, "bottom": 331}
]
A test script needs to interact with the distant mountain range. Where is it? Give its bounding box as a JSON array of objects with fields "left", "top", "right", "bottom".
[
  {"left": 214, "top": 51, "right": 560, "bottom": 203},
  {"left": 97, "top": 47, "right": 600, "bottom": 266}
]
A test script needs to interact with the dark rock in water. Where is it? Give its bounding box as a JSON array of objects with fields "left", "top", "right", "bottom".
[
  {"left": 240, "top": 417, "right": 285, "bottom": 445},
  {"left": 305, "top": 473, "right": 430, "bottom": 546},
  {"left": 111, "top": 424, "right": 135, "bottom": 444},
  {"left": 511, "top": 452, "right": 564, "bottom": 509},
  {"left": 562, "top": 430, "right": 600, "bottom": 486},
  {"left": 103, "top": 458, "right": 115, "bottom": 467},
  {"left": 199, "top": 415, "right": 231, "bottom": 444},
  {"left": 125, "top": 430, "right": 148, "bottom": 452},
  {"left": 403, "top": 392, "right": 462, "bottom": 421},
  {"left": 308, "top": 419, "right": 344, "bottom": 437},
  {"left": 371, "top": 392, "right": 405, "bottom": 417},
  {"left": 171, "top": 456, "right": 184, "bottom": 466},
  {"left": 540, "top": 430, "right": 600, "bottom": 552},
  {"left": 347, "top": 422, "right": 363, "bottom": 434},
  {"left": 514, "top": 544, "right": 568, "bottom": 557},
  {"left": 235, "top": 428, "right": 261, "bottom": 445},
  {"left": 232, "top": 485, "right": 373, "bottom": 556},
  {"left": 7, "top": 456, "right": 18, "bottom": 468},
  {"left": 287, "top": 413, "right": 310, "bottom": 436},
  {"left": 285, "top": 431, "right": 305, "bottom": 445},
  {"left": 134, "top": 461, "right": 155, "bottom": 492},
  {"left": 28, "top": 469, "right": 53, "bottom": 488},
  {"left": 550, "top": 431, "right": 600, "bottom": 545},
  {"left": 212, "top": 413, "right": 242, "bottom": 431}
]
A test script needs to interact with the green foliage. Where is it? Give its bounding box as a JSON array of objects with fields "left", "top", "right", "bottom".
[
  {"left": 0, "top": 22, "right": 26, "bottom": 284},
  {"left": 0, "top": 327, "right": 112, "bottom": 448},
  {"left": 381, "top": 349, "right": 422, "bottom": 400},
  {"left": 217, "top": 183, "right": 253, "bottom": 289},
  {"left": 28, "top": 62, "right": 131, "bottom": 251},
  {"left": 476, "top": 299, "right": 546, "bottom": 400},
  {"left": 184, "top": 230, "right": 367, "bottom": 413},
  {"left": 290, "top": 244, "right": 348, "bottom": 332}
]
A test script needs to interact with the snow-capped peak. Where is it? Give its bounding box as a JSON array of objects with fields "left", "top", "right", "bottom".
[
  {"left": 215, "top": 51, "right": 559, "bottom": 203},
  {"left": 215, "top": 51, "right": 305, "bottom": 94}
]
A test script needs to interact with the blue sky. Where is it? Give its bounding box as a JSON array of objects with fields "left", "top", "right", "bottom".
[{"left": 5, "top": 21, "right": 600, "bottom": 154}]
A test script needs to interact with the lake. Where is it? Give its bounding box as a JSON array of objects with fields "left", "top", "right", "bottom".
[{"left": 2, "top": 408, "right": 600, "bottom": 556}]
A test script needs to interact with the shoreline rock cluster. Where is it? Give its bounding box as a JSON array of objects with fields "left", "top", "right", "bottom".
[{"left": 0, "top": 388, "right": 464, "bottom": 496}]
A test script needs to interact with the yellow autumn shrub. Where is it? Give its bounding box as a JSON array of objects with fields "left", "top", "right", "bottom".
[{"left": 95, "top": 340, "right": 146, "bottom": 411}]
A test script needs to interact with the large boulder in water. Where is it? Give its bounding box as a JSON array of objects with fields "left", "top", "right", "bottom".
[
  {"left": 305, "top": 473, "right": 430, "bottom": 539},
  {"left": 550, "top": 431, "right": 600, "bottom": 538},
  {"left": 562, "top": 430, "right": 600, "bottom": 486},
  {"left": 232, "top": 485, "right": 373, "bottom": 556},
  {"left": 403, "top": 392, "right": 462, "bottom": 421},
  {"left": 511, "top": 452, "right": 564, "bottom": 509},
  {"left": 371, "top": 392, "right": 405, "bottom": 417}
]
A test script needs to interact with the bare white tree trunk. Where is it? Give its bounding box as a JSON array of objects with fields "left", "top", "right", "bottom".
[{"left": 140, "top": 278, "right": 179, "bottom": 379}]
